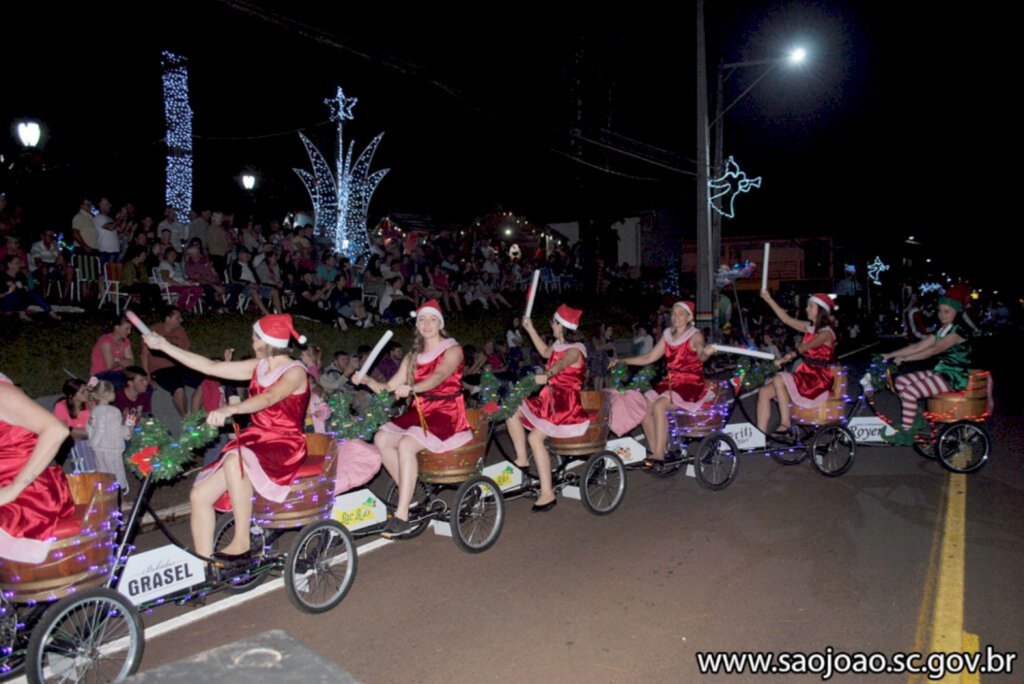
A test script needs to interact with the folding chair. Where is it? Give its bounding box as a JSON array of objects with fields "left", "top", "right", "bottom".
[
  {"left": 71, "top": 254, "right": 101, "bottom": 301},
  {"left": 99, "top": 262, "right": 133, "bottom": 314}
]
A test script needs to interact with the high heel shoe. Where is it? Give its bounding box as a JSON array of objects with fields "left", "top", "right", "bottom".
[{"left": 531, "top": 499, "right": 557, "bottom": 513}]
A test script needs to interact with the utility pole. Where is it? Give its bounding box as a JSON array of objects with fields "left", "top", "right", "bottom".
[{"left": 695, "top": 0, "right": 714, "bottom": 333}]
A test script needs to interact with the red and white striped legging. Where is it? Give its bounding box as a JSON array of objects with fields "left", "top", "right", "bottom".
[{"left": 894, "top": 371, "right": 951, "bottom": 428}]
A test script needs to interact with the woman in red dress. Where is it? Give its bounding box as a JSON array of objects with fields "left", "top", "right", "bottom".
[
  {"left": 757, "top": 291, "right": 838, "bottom": 434},
  {"left": 1, "top": 373, "right": 76, "bottom": 564},
  {"left": 356, "top": 300, "right": 471, "bottom": 538},
  {"left": 506, "top": 304, "right": 589, "bottom": 512},
  {"left": 610, "top": 301, "right": 716, "bottom": 466},
  {"left": 143, "top": 314, "right": 310, "bottom": 562}
]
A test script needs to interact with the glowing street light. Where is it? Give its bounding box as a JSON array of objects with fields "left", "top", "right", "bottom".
[
  {"left": 17, "top": 121, "right": 41, "bottom": 148},
  {"left": 241, "top": 173, "right": 257, "bottom": 191},
  {"left": 789, "top": 47, "right": 808, "bottom": 64}
]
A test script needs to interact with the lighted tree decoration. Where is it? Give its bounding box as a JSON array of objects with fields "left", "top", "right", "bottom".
[
  {"left": 294, "top": 86, "right": 389, "bottom": 260},
  {"left": 708, "top": 156, "right": 762, "bottom": 219},
  {"left": 161, "top": 51, "right": 193, "bottom": 220}
]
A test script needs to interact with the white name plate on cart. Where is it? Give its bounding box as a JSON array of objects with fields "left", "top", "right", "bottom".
[
  {"left": 332, "top": 489, "right": 387, "bottom": 531},
  {"left": 724, "top": 422, "right": 765, "bottom": 450},
  {"left": 481, "top": 462, "right": 524, "bottom": 492},
  {"left": 847, "top": 416, "right": 895, "bottom": 444},
  {"left": 606, "top": 437, "right": 647, "bottom": 465},
  {"left": 117, "top": 544, "right": 207, "bottom": 606}
]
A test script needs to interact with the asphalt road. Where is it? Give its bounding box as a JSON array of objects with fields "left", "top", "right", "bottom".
[{"left": 121, "top": 399, "right": 1022, "bottom": 684}]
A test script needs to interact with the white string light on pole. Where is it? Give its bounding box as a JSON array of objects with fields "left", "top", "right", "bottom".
[{"left": 161, "top": 51, "right": 193, "bottom": 219}]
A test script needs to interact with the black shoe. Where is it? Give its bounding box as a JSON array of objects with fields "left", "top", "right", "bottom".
[
  {"left": 382, "top": 516, "right": 414, "bottom": 539},
  {"left": 212, "top": 549, "right": 253, "bottom": 566},
  {"left": 531, "top": 499, "right": 557, "bottom": 513}
]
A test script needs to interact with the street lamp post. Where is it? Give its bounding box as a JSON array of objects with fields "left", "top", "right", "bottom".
[{"left": 697, "top": 42, "right": 807, "bottom": 336}]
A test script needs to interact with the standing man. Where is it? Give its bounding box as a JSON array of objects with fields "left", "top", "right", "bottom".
[
  {"left": 72, "top": 198, "right": 98, "bottom": 252},
  {"left": 95, "top": 197, "right": 120, "bottom": 265}
]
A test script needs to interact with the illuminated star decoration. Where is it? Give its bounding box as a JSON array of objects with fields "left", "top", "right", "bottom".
[
  {"left": 161, "top": 51, "right": 193, "bottom": 221},
  {"left": 295, "top": 86, "right": 388, "bottom": 260},
  {"left": 325, "top": 87, "right": 358, "bottom": 122},
  {"left": 708, "top": 156, "right": 762, "bottom": 219},
  {"left": 867, "top": 256, "right": 890, "bottom": 286},
  {"left": 920, "top": 282, "right": 946, "bottom": 295}
]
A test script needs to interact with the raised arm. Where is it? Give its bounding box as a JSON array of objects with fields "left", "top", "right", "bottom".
[
  {"left": 521, "top": 318, "right": 552, "bottom": 359},
  {"left": 536, "top": 347, "right": 582, "bottom": 385},
  {"left": 761, "top": 290, "right": 809, "bottom": 334},
  {"left": 0, "top": 383, "right": 71, "bottom": 507},
  {"left": 143, "top": 334, "right": 257, "bottom": 382}
]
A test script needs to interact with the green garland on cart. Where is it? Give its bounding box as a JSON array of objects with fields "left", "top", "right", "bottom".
[
  {"left": 486, "top": 375, "right": 540, "bottom": 423},
  {"left": 732, "top": 357, "right": 778, "bottom": 393},
  {"left": 862, "top": 355, "right": 893, "bottom": 393},
  {"left": 127, "top": 412, "right": 220, "bottom": 482},
  {"left": 327, "top": 391, "right": 397, "bottom": 441},
  {"left": 609, "top": 364, "right": 659, "bottom": 393},
  {"left": 478, "top": 370, "right": 501, "bottom": 407}
]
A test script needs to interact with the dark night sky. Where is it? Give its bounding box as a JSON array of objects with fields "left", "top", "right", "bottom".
[{"left": 0, "top": 2, "right": 1006, "bottom": 281}]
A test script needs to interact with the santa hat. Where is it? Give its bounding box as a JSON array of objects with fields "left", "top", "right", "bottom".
[
  {"left": 253, "top": 314, "right": 307, "bottom": 348},
  {"left": 554, "top": 304, "right": 583, "bottom": 330},
  {"left": 416, "top": 299, "right": 445, "bottom": 328},
  {"left": 673, "top": 301, "right": 695, "bottom": 318},
  {"left": 808, "top": 293, "right": 836, "bottom": 313}
]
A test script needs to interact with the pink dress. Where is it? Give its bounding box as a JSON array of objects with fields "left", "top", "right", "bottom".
[
  {"left": 0, "top": 374, "right": 76, "bottom": 563},
  {"left": 195, "top": 359, "right": 310, "bottom": 512},
  {"left": 521, "top": 342, "right": 590, "bottom": 438},
  {"left": 780, "top": 326, "right": 837, "bottom": 408},
  {"left": 380, "top": 338, "right": 472, "bottom": 452}
]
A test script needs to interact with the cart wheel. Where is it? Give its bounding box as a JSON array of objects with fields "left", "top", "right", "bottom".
[
  {"left": 450, "top": 475, "right": 505, "bottom": 554},
  {"left": 694, "top": 434, "right": 740, "bottom": 490},
  {"left": 936, "top": 421, "right": 990, "bottom": 474},
  {"left": 581, "top": 452, "right": 627, "bottom": 515},
  {"left": 809, "top": 425, "right": 856, "bottom": 477},
  {"left": 912, "top": 440, "right": 938, "bottom": 460},
  {"left": 27, "top": 587, "right": 144, "bottom": 683},
  {"left": 0, "top": 595, "right": 24, "bottom": 678},
  {"left": 285, "top": 520, "right": 357, "bottom": 614},
  {"left": 384, "top": 481, "right": 432, "bottom": 539},
  {"left": 213, "top": 514, "right": 269, "bottom": 593}
]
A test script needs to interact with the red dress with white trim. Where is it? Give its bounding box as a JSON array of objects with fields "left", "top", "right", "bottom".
[
  {"left": 195, "top": 359, "right": 310, "bottom": 512},
  {"left": 381, "top": 338, "right": 472, "bottom": 453},
  {"left": 521, "top": 342, "right": 590, "bottom": 438},
  {"left": 0, "top": 373, "right": 76, "bottom": 563},
  {"left": 644, "top": 327, "right": 713, "bottom": 410},
  {"left": 780, "top": 326, "right": 836, "bottom": 408}
]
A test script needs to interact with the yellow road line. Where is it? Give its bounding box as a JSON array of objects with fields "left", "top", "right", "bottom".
[{"left": 910, "top": 472, "right": 972, "bottom": 684}]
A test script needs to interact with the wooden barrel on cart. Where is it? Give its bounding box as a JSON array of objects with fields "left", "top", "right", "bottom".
[
  {"left": 926, "top": 369, "right": 990, "bottom": 423},
  {"left": 547, "top": 391, "right": 612, "bottom": 458},
  {"left": 0, "top": 473, "right": 118, "bottom": 604},
  {"left": 666, "top": 383, "right": 729, "bottom": 439},
  {"left": 791, "top": 366, "right": 849, "bottom": 426},
  {"left": 253, "top": 434, "right": 339, "bottom": 529},
  {"left": 417, "top": 409, "right": 490, "bottom": 484}
]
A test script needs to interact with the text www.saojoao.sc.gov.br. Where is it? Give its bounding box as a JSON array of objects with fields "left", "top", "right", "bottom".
[{"left": 696, "top": 646, "right": 1017, "bottom": 680}]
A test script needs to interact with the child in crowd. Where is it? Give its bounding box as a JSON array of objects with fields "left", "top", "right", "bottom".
[{"left": 87, "top": 379, "right": 131, "bottom": 492}]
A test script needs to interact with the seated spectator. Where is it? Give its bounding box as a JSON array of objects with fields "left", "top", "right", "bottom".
[
  {"left": 157, "top": 248, "right": 203, "bottom": 312},
  {"left": 89, "top": 314, "right": 136, "bottom": 389},
  {"left": 253, "top": 249, "right": 286, "bottom": 314},
  {"left": 371, "top": 342, "right": 404, "bottom": 384},
  {"left": 30, "top": 229, "right": 72, "bottom": 298},
  {"left": 321, "top": 350, "right": 357, "bottom": 394},
  {"left": 183, "top": 244, "right": 228, "bottom": 312},
  {"left": 140, "top": 305, "right": 202, "bottom": 417},
  {"left": 1, "top": 254, "right": 59, "bottom": 321},
  {"left": 114, "top": 366, "right": 153, "bottom": 418},
  {"left": 316, "top": 253, "right": 339, "bottom": 285},
  {"left": 54, "top": 378, "right": 95, "bottom": 471},
  {"left": 228, "top": 248, "right": 273, "bottom": 315},
  {"left": 379, "top": 276, "right": 416, "bottom": 322},
  {"left": 119, "top": 247, "right": 163, "bottom": 313},
  {"left": 295, "top": 270, "right": 334, "bottom": 322}
]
